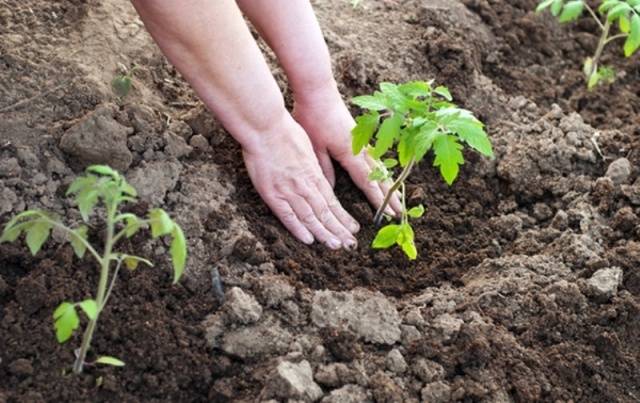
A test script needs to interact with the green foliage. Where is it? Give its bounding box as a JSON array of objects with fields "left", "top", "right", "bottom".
[
  {"left": 95, "top": 356, "right": 125, "bottom": 367},
  {"left": 0, "top": 165, "right": 188, "bottom": 373},
  {"left": 111, "top": 66, "right": 138, "bottom": 98},
  {"left": 536, "top": 0, "right": 640, "bottom": 89},
  {"left": 352, "top": 81, "right": 493, "bottom": 260}
]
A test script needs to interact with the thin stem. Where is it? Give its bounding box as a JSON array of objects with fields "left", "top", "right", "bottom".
[
  {"left": 41, "top": 218, "right": 102, "bottom": 263},
  {"left": 605, "top": 33, "right": 628, "bottom": 45},
  {"left": 72, "top": 202, "right": 117, "bottom": 374},
  {"left": 373, "top": 157, "right": 415, "bottom": 227},
  {"left": 584, "top": 3, "right": 605, "bottom": 31},
  {"left": 587, "top": 19, "right": 612, "bottom": 79},
  {"left": 400, "top": 182, "right": 408, "bottom": 225},
  {"left": 101, "top": 257, "right": 123, "bottom": 311}
]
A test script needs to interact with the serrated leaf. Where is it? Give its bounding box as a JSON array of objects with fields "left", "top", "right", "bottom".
[
  {"left": 352, "top": 95, "right": 388, "bottom": 111},
  {"left": 96, "top": 356, "right": 125, "bottom": 367},
  {"left": 77, "top": 189, "right": 99, "bottom": 222},
  {"left": 26, "top": 220, "right": 52, "bottom": 255},
  {"left": 398, "top": 131, "right": 415, "bottom": 167},
  {"left": 558, "top": 0, "right": 584, "bottom": 22},
  {"left": 398, "top": 81, "right": 431, "bottom": 97},
  {"left": 148, "top": 209, "right": 174, "bottom": 238},
  {"left": 434, "top": 86, "right": 452, "bottom": 101},
  {"left": 379, "top": 82, "right": 407, "bottom": 110},
  {"left": 170, "top": 224, "right": 187, "bottom": 284},
  {"left": 413, "top": 122, "right": 439, "bottom": 162},
  {"left": 70, "top": 225, "right": 88, "bottom": 259},
  {"left": 53, "top": 302, "right": 79, "bottom": 343},
  {"left": 372, "top": 113, "right": 403, "bottom": 159},
  {"left": 372, "top": 224, "right": 401, "bottom": 249},
  {"left": 78, "top": 299, "right": 98, "bottom": 320},
  {"left": 447, "top": 116, "right": 494, "bottom": 158},
  {"left": 352, "top": 111, "right": 379, "bottom": 155},
  {"left": 624, "top": 13, "right": 640, "bottom": 56},
  {"left": 433, "top": 134, "right": 464, "bottom": 185},
  {"left": 66, "top": 175, "right": 96, "bottom": 196},
  {"left": 620, "top": 15, "right": 631, "bottom": 32},
  {"left": 407, "top": 205, "right": 425, "bottom": 218}
]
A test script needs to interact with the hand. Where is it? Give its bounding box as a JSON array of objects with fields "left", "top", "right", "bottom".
[
  {"left": 293, "top": 86, "right": 402, "bottom": 216},
  {"left": 242, "top": 113, "right": 359, "bottom": 249}
]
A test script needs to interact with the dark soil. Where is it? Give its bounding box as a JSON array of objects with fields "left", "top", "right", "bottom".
[{"left": 1, "top": 0, "right": 639, "bottom": 402}]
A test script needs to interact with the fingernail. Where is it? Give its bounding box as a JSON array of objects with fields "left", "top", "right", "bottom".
[
  {"left": 326, "top": 238, "right": 341, "bottom": 249},
  {"left": 303, "top": 234, "right": 314, "bottom": 245},
  {"left": 349, "top": 221, "right": 360, "bottom": 233},
  {"left": 344, "top": 238, "right": 358, "bottom": 250}
]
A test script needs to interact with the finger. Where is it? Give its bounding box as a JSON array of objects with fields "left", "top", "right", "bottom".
[
  {"left": 264, "top": 195, "right": 314, "bottom": 245},
  {"left": 314, "top": 176, "right": 360, "bottom": 235},
  {"left": 287, "top": 193, "right": 342, "bottom": 249},
  {"left": 339, "top": 152, "right": 389, "bottom": 213},
  {"left": 316, "top": 151, "right": 336, "bottom": 188}
]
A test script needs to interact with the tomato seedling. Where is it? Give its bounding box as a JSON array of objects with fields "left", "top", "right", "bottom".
[
  {"left": 536, "top": 0, "right": 640, "bottom": 89},
  {"left": 111, "top": 65, "right": 139, "bottom": 98},
  {"left": 0, "top": 165, "right": 187, "bottom": 374},
  {"left": 351, "top": 81, "right": 493, "bottom": 260}
]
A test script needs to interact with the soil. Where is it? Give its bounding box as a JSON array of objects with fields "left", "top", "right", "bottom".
[{"left": 1, "top": 0, "right": 639, "bottom": 402}]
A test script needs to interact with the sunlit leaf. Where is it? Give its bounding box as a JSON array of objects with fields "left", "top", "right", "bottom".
[
  {"left": 96, "top": 356, "right": 125, "bottom": 367},
  {"left": 372, "top": 225, "right": 401, "bottom": 249},
  {"left": 148, "top": 209, "right": 174, "bottom": 238},
  {"left": 53, "top": 302, "right": 79, "bottom": 343},
  {"left": 170, "top": 225, "right": 187, "bottom": 283},
  {"left": 78, "top": 299, "right": 98, "bottom": 321}
]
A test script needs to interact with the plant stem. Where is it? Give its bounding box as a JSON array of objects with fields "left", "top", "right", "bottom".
[
  {"left": 72, "top": 204, "right": 116, "bottom": 374},
  {"left": 373, "top": 157, "right": 415, "bottom": 227},
  {"left": 400, "top": 182, "right": 408, "bottom": 225},
  {"left": 587, "top": 19, "right": 612, "bottom": 79},
  {"left": 584, "top": 3, "right": 605, "bottom": 31}
]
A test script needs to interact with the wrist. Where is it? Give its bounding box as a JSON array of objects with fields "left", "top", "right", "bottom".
[{"left": 292, "top": 75, "right": 342, "bottom": 107}]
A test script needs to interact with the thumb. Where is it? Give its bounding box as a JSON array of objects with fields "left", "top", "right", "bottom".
[{"left": 316, "top": 151, "right": 336, "bottom": 188}]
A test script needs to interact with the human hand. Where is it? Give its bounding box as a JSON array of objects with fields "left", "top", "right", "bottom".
[
  {"left": 242, "top": 113, "right": 360, "bottom": 249},
  {"left": 293, "top": 87, "right": 403, "bottom": 216}
]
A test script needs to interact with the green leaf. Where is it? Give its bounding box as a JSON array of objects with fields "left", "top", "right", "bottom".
[
  {"left": 352, "top": 95, "right": 388, "bottom": 111},
  {"left": 447, "top": 116, "right": 494, "bottom": 158},
  {"left": 588, "top": 70, "right": 601, "bottom": 89},
  {"left": 368, "top": 166, "right": 388, "bottom": 181},
  {"left": 121, "top": 255, "right": 153, "bottom": 271},
  {"left": 434, "top": 86, "right": 452, "bottom": 101},
  {"left": 372, "top": 224, "right": 401, "bottom": 249},
  {"left": 78, "top": 299, "right": 98, "bottom": 321},
  {"left": 119, "top": 214, "right": 142, "bottom": 238},
  {"left": 607, "top": 2, "right": 631, "bottom": 21},
  {"left": 76, "top": 188, "right": 99, "bottom": 222},
  {"left": 95, "top": 356, "right": 125, "bottom": 367},
  {"left": 624, "top": 13, "right": 640, "bottom": 56},
  {"left": 383, "top": 158, "right": 398, "bottom": 168},
  {"left": 413, "top": 122, "right": 439, "bottom": 162},
  {"left": 170, "top": 224, "right": 187, "bottom": 284},
  {"left": 407, "top": 205, "right": 425, "bottom": 218},
  {"left": 558, "top": 0, "right": 584, "bottom": 22},
  {"left": 86, "top": 165, "right": 119, "bottom": 179},
  {"left": 400, "top": 239, "right": 418, "bottom": 260},
  {"left": 66, "top": 175, "right": 97, "bottom": 196},
  {"left": 536, "top": 0, "right": 555, "bottom": 12},
  {"left": 112, "top": 75, "right": 132, "bottom": 98},
  {"left": 26, "top": 220, "right": 52, "bottom": 256},
  {"left": 398, "top": 81, "right": 431, "bottom": 97},
  {"left": 398, "top": 131, "right": 415, "bottom": 167},
  {"left": 433, "top": 134, "right": 465, "bottom": 185},
  {"left": 551, "top": 0, "right": 565, "bottom": 16},
  {"left": 352, "top": 111, "right": 380, "bottom": 155},
  {"left": 53, "top": 302, "right": 79, "bottom": 343},
  {"left": 121, "top": 180, "right": 138, "bottom": 198},
  {"left": 599, "top": 0, "right": 620, "bottom": 14},
  {"left": 70, "top": 225, "right": 88, "bottom": 259},
  {"left": 379, "top": 82, "right": 407, "bottom": 110},
  {"left": 372, "top": 113, "right": 403, "bottom": 159},
  {"left": 148, "top": 209, "right": 174, "bottom": 238},
  {"left": 620, "top": 14, "right": 631, "bottom": 32}
]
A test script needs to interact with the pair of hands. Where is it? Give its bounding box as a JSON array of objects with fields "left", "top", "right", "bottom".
[{"left": 243, "top": 90, "right": 402, "bottom": 249}]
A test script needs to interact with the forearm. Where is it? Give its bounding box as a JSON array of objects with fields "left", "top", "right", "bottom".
[
  {"left": 131, "top": 0, "right": 288, "bottom": 153},
  {"left": 236, "top": 0, "right": 338, "bottom": 102}
]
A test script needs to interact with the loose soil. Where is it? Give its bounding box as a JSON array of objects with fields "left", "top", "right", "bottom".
[{"left": 1, "top": 0, "right": 639, "bottom": 402}]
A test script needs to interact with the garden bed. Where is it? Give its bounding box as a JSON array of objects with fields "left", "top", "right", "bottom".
[{"left": 0, "top": 0, "right": 639, "bottom": 402}]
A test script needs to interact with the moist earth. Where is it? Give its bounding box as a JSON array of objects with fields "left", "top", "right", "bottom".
[{"left": 1, "top": 0, "right": 639, "bottom": 402}]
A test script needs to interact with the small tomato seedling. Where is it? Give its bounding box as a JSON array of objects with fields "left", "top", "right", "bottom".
[
  {"left": 0, "top": 165, "right": 187, "bottom": 374},
  {"left": 351, "top": 81, "right": 493, "bottom": 260},
  {"left": 536, "top": 0, "right": 640, "bottom": 89}
]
